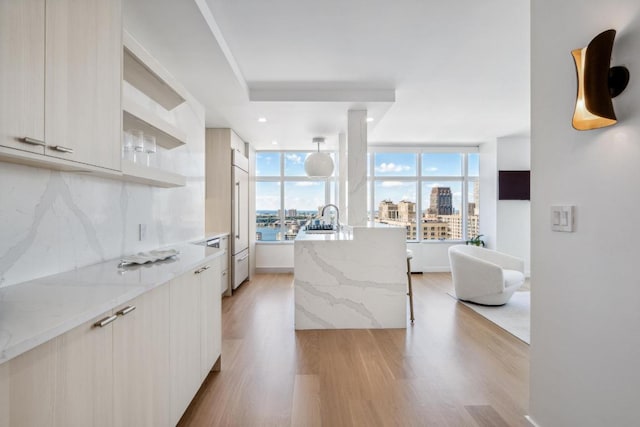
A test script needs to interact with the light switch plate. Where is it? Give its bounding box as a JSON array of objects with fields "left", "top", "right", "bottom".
[{"left": 551, "top": 206, "right": 574, "bottom": 232}]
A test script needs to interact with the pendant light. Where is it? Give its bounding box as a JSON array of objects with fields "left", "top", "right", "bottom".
[{"left": 304, "top": 137, "right": 334, "bottom": 177}]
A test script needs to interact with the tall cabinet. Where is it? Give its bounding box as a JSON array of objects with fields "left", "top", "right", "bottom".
[{"left": 205, "top": 129, "right": 249, "bottom": 296}]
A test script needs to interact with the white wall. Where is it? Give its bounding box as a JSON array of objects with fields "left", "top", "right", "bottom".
[
  {"left": 496, "top": 136, "right": 531, "bottom": 274},
  {"left": 479, "top": 140, "right": 498, "bottom": 248},
  {"left": 531, "top": 2, "right": 640, "bottom": 426},
  {"left": 0, "top": 85, "right": 206, "bottom": 288},
  {"left": 256, "top": 243, "right": 295, "bottom": 272}
]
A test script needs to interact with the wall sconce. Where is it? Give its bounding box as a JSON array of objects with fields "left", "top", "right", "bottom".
[
  {"left": 304, "top": 137, "right": 334, "bottom": 177},
  {"left": 572, "top": 29, "right": 629, "bottom": 130}
]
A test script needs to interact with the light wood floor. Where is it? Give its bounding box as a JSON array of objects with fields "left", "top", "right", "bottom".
[{"left": 179, "top": 273, "right": 529, "bottom": 427}]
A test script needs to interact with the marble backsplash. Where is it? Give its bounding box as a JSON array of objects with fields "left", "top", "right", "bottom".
[{"left": 0, "top": 86, "right": 206, "bottom": 288}]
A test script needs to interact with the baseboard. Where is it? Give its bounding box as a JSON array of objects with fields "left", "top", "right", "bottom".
[
  {"left": 414, "top": 267, "right": 451, "bottom": 273},
  {"left": 524, "top": 415, "right": 541, "bottom": 427},
  {"left": 255, "top": 267, "right": 294, "bottom": 274}
]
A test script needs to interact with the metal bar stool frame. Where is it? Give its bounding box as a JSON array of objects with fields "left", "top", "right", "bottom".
[{"left": 407, "top": 250, "right": 415, "bottom": 323}]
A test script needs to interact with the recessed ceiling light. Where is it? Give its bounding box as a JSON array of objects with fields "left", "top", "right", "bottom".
[
  {"left": 366, "top": 117, "right": 374, "bottom": 122},
  {"left": 258, "top": 117, "right": 267, "bottom": 123},
  {"left": 271, "top": 140, "right": 278, "bottom": 145}
]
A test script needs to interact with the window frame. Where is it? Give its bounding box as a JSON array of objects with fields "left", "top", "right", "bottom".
[
  {"left": 368, "top": 146, "right": 479, "bottom": 242},
  {"left": 255, "top": 150, "right": 337, "bottom": 243}
]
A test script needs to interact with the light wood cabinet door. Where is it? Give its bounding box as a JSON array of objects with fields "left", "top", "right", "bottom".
[
  {"left": 170, "top": 267, "right": 202, "bottom": 425},
  {"left": 200, "top": 259, "right": 222, "bottom": 380},
  {"left": 4, "top": 310, "right": 114, "bottom": 427},
  {"left": 0, "top": 0, "right": 45, "bottom": 154},
  {"left": 113, "top": 285, "right": 170, "bottom": 427},
  {"left": 44, "top": 0, "right": 121, "bottom": 170},
  {"left": 0, "top": 360, "right": 8, "bottom": 427},
  {"left": 53, "top": 310, "right": 114, "bottom": 427}
]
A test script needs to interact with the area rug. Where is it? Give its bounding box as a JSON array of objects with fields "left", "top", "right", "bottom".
[{"left": 448, "top": 291, "right": 530, "bottom": 344}]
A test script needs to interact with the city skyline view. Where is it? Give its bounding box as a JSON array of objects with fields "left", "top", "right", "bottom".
[{"left": 255, "top": 151, "right": 479, "bottom": 241}]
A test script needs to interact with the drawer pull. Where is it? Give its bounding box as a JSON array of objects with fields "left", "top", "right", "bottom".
[
  {"left": 93, "top": 314, "right": 118, "bottom": 328},
  {"left": 116, "top": 305, "right": 136, "bottom": 316},
  {"left": 21, "top": 137, "right": 46, "bottom": 146},
  {"left": 50, "top": 145, "right": 74, "bottom": 153},
  {"left": 194, "top": 265, "right": 210, "bottom": 274}
]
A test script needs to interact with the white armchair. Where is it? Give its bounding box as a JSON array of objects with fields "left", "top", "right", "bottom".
[{"left": 448, "top": 245, "right": 525, "bottom": 305}]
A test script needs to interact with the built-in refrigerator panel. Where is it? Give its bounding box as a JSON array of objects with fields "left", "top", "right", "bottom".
[
  {"left": 233, "top": 248, "right": 249, "bottom": 289},
  {"left": 231, "top": 149, "right": 249, "bottom": 288}
]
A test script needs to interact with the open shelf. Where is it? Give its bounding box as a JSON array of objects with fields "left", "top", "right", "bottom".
[
  {"left": 121, "top": 160, "right": 186, "bottom": 188},
  {"left": 123, "top": 31, "right": 187, "bottom": 111},
  {"left": 123, "top": 97, "right": 187, "bottom": 150}
]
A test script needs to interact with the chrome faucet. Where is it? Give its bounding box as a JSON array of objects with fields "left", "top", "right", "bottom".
[{"left": 321, "top": 204, "right": 340, "bottom": 231}]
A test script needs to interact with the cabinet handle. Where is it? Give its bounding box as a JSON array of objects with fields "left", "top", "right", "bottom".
[
  {"left": 93, "top": 314, "right": 118, "bottom": 328},
  {"left": 50, "top": 145, "right": 74, "bottom": 153},
  {"left": 115, "top": 305, "right": 136, "bottom": 316},
  {"left": 222, "top": 271, "right": 227, "bottom": 276},
  {"left": 21, "top": 137, "right": 46, "bottom": 146},
  {"left": 237, "top": 254, "right": 249, "bottom": 262},
  {"left": 195, "top": 265, "right": 210, "bottom": 274},
  {"left": 235, "top": 182, "right": 241, "bottom": 240}
]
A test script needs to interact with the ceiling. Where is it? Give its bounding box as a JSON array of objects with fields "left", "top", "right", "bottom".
[{"left": 124, "top": 0, "right": 530, "bottom": 150}]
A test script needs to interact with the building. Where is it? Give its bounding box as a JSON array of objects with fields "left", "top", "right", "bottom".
[
  {"left": 472, "top": 181, "right": 480, "bottom": 215},
  {"left": 378, "top": 200, "right": 398, "bottom": 220},
  {"left": 428, "top": 187, "right": 453, "bottom": 216},
  {"left": 397, "top": 200, "right": 416, "bottom": 223},
  {"left": 422, "top": 220, "right": 450, "bottom": 240},
  {"left": 440, "top": 214, "right": 463, "bottom": 240}
]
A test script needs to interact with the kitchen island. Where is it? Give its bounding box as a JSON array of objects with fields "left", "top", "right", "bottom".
[{"left": 294, "top": 226, "right": 407, "bottom": 329}]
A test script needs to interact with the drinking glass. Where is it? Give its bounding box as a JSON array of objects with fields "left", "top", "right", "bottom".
[
  {"left": 122, "top": 131, "right": 135, "bottom": 162},
  {"left": 130, "top": 129, "right": 144, "bottom": 164},
  {"left": 143, "top": 135, "right": 157, "bottom": 167}
]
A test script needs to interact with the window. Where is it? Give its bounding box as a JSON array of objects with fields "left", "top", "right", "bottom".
[
  {"left": 256, "top": 151, "right": 336, "bottom": 241},
  {"left": 369, "top": 149, "right": 479, "bottom": 241}
]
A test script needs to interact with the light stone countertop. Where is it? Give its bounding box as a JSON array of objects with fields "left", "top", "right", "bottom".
[
  {"left": 295, "top": 223, "right": 399, "bottom": 241},
  {"left": 294, "top": 228, "right": 354, "bottom": 241},
  {"left": 0, "top": 240, "right": 226, "bottom": 365}
]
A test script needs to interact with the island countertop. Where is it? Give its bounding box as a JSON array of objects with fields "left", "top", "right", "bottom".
[
  {"left": 295, "top": 223, "right": 400, "bottom": 241},
  {"left": 0, "top": 241, "right": 226, "bottom": 365},
  {"left": 294, "top": 227, "right": 353, "bottom": 241}
]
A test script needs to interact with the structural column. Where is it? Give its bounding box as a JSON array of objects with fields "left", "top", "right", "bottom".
[
  {"left": 338, "top": 132, "right": 347, "bottom": 221},
  {"left": 347, "top": 110, "right": 368, "bottom": 226}
]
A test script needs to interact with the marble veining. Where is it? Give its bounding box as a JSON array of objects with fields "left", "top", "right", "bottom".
[
  {"left": 0, "top": 85, "right": 206, "bottom": 288},
  {"left": 294, "top": 227, "right": 407, "bottom": 329},
  {"left": 0, "top": 242, "right": 224, "bottom": 365},
  {"left": 347, "top": 110, "right": 368, "bottom": 226}
]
